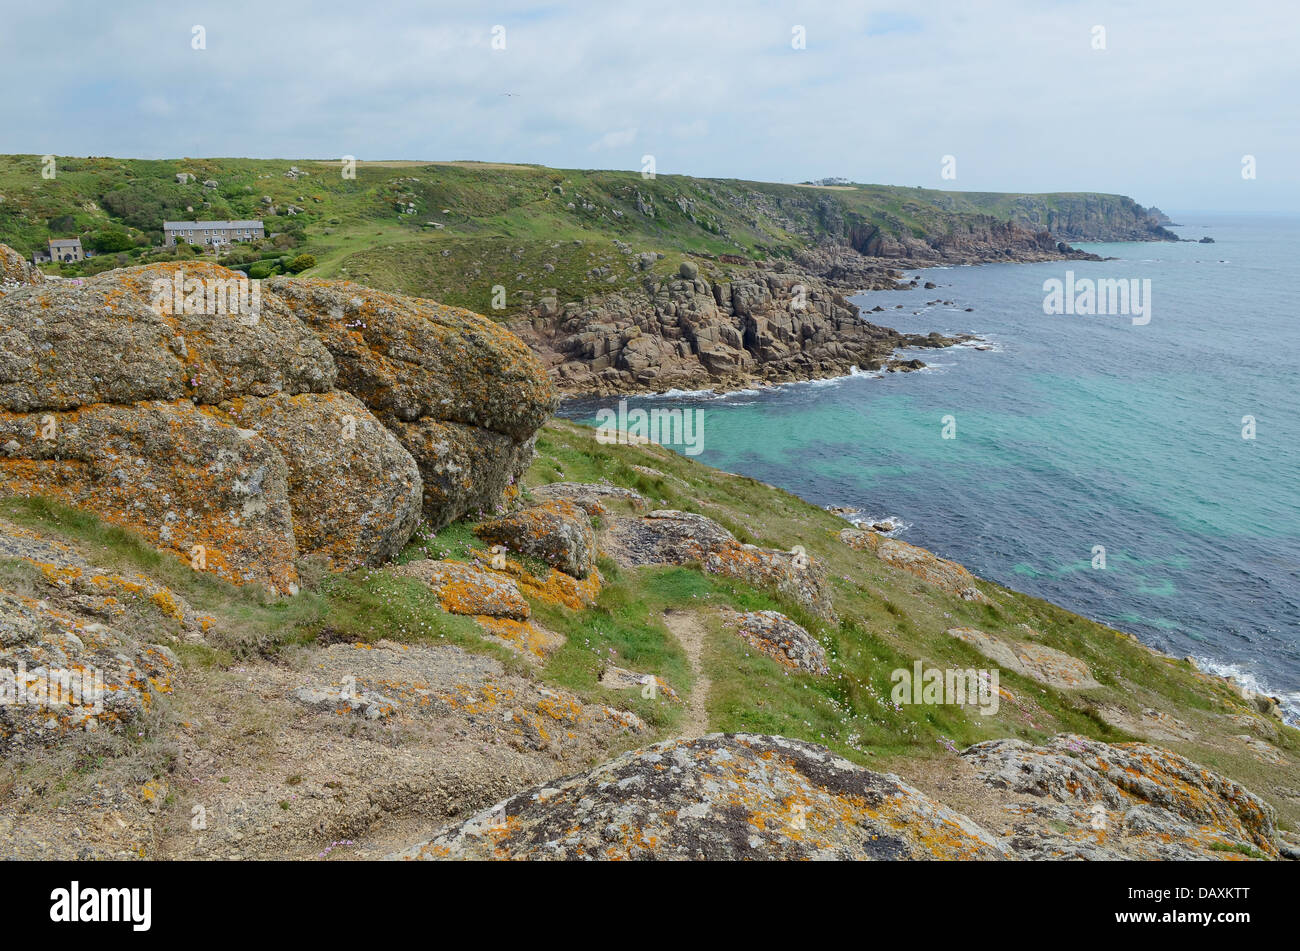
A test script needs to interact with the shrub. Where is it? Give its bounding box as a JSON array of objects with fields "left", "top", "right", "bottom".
[
  {"left": 87, "top": 230, "right": 135, "bottom": 253},
  {"left": 285, "top": 253, "right": 316, "bottom": 274}
]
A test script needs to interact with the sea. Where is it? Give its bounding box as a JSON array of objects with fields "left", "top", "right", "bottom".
[{"left": 560, "top": 213, "right": 1300, "bottom": 720}]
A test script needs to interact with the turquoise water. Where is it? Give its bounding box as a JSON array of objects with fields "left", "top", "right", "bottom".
[{"left": 562, "top": 214, "right": 1300, "bottom": 718}]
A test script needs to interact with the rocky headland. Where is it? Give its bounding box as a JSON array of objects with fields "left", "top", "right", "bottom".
[{"left": 505, "top": 194, "right": 1173, "bottom": 397}]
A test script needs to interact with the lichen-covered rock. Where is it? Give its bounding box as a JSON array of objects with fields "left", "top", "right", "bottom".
[
  {"left": 394, "top": 560, "right": 530, "bottom": 620},
  {"left": 0, "top": 244, "right": 43, "bottom": 296},
  {"left": 386, "top": 417, "right": 536, "bottom": 531},
  {"left": 726, "top": 609, "right": 829, "bottom": 674},
  {"left": 962, "top": 734, "right": 1278, "bottom": 860},
  {"left": 0, "top": 400, "right": 299, "bottom": 593},
  {"left": 0, "top": 592, "right": 176, "bottom": 753},
  {"left": 473, "top": 616, "right": 566, "bottom": 661},
  {"left": 0, "top": 261, "right": 556, "bottom": 590},
  {"left": 0, "top": 517, "right": 215, "bottom": 643},
  {"left": 841, "top": 528, "right": 989, "bottom": 603},
  {"left": 390, "top": 733, "right": 1005, "bottom": 860},
  {"left": 947, "top": 627, "right": 1100, "bottom": 690},
  {"left": 0, "top": 521, "right": 182, "bottom": 755},
  {"left": 529, "top": 480, "right": 647, "bottom": 515},
  {"left": 606, "top": 510, "right": 833, "bottom": 618},
  {"left": 0, "top": 261, "right": 335, "bottom": 413},
  {"left": 216, "top": 391, "right": 422, "bottom": 568},
  {"left": 266, "top": 276, "right": 557, "bottom": 527},
  {"left": 476, "top": 499, "right": 595, "bottom": 578}
]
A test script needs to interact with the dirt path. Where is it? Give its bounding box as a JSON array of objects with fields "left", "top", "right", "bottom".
[{"left": 663, "top": 610, "right": 711, "bottom": 737}]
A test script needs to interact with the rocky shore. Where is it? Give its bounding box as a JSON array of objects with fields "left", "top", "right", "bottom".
[{"left": 507, "top": 228, "right": 1108, "bottom": 397}]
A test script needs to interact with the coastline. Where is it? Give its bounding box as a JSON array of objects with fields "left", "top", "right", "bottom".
[{"left": 529, "top": 238, "right": 1145, "bottom": 401}]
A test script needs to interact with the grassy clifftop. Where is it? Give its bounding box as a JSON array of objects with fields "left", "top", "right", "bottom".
[
  {"left": 0, "top": 155, "right": 1169, "bottom": 316},
  {"left": 4, "top": 416, "right": 1296, "bottom": 849}
]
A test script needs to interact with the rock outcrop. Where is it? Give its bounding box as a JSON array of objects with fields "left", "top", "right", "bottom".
[
  {"left": 947, "top": 627, "right": 1100, "bottom": 690},
  {"left": 726, "top": 609, "right": 829, "bottom": 675},
  {"left": 1, "top": 400, "right": 302, "bottom": 592},
  {"left": 0, "top": 245, "right": 44, "bottom": 296},
  {"left": 216, "top": 391, "right": 422, "bottom": 568},
  {"left": 963, "top": 734, "right": 1278, "bottom": 859},
  {"left": 0, "top": 252, "right": 555, "bottom": 590},
  {"left": 475, "top": 499, "right": 595, "bottom": 579},
  {"left": 528, "top": 480, "right": 647, "bottom": 515},
  {"left": 511, "top": 265, "right": 961, "bottom": 397},
  {"left": 266, "top": 276, "right": 558, "bottom": 528},
  {"left": 0, "top": 518, "right": 185, "bottom": 753},
  {"left": 841, "top": 528, "right": 988, "bottom": 603},
  {"left": 390, "top": 733, "right": 1005, "bottom": 860}
]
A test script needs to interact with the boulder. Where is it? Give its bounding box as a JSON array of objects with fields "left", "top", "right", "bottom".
[
  {"left": 0, "top": 400, "right": 300, "bottom": 593},
  {"left": 0, "top": 245, "right": 43, "bottom": 296},
  {"left": 605, "top": 510, "right": 833, "bottom": 618},
  {"left": 390, "top": 733, "right": 1005, "bottom": 860},
  {"left": 841, "top": 528, "right": 989, "bottom": 603},
  {"left": 216, "top": 392, "right": 422, "bottom": 568},
  {"left": 963, "top": 734, "right": 1278, "bottom": 860},
  {"left": 0, "top": 255, "right": 556, "bottom": 590},
  {"left": 726, "top": 609, "right": 829, "bottom": 674},
  {"left": 475, "top": 499, "right": 595, "bottom": 578},
  {"left": 0, "top": 261, "right": 335, "bottom": 413},
  {"left": 265, "top": 277, "right": 556, "bottom": 528}
]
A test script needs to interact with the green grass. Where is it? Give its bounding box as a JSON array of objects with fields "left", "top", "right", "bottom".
[
  {"left": 1, "top": 153, "right": 1160, "bottom": 316},
  {"left": 524, "top": 418, "right": 1300, "bottom": 811}
]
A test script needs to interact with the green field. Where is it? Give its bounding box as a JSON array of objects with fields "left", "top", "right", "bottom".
[{"left": 0, "top": 154, "right": 1155, "bottom": 316}]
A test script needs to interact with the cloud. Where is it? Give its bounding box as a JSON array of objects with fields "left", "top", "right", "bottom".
[
  {"left": 0, "top": 0, "right": 1295, "bottom": 210},
  {"left": 589, "top": 127, "right": 637, "bottom": 151}
]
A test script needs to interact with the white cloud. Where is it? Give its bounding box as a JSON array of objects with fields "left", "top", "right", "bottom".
[
  {"left": 589, "top": 127, "right": 638, "bottom": 151},
  {"left": 0, "top": 0, "right": 1295, "bottom": 210}
]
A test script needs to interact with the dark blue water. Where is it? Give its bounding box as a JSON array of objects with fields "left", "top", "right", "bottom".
[{"left": 562, "top": 214, "right": 1300, "bottom": 717}]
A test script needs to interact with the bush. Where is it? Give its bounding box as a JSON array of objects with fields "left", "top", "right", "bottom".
[
  {"left": 87, "top": 230, "right": 135, "bottom": 253},
  {"left": 247, "top": 262, "right": 277, "bottom": 280},
  {"left": 285, "top": 254, "right": 316, "bottom": 274}
]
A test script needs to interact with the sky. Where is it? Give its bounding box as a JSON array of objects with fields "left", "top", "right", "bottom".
[{"left": 3, "top": 0, "right": 1296, "bottom": 212}]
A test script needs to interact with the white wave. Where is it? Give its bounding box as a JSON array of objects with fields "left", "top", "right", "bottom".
[
  {"left": 845, "top": 513, "right": 912, "bottom": 536},
  {"left": 1193, "top": 656, "right": 1300, "bottom": 725}
]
